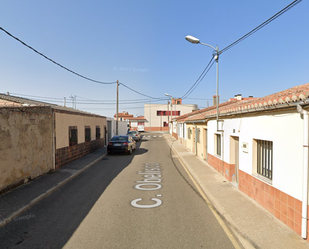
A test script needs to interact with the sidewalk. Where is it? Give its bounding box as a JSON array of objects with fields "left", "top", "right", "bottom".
[
  {"left": 164, "top": 133, "right": 309, "bottom": 249},
  {"left": 1, "top": 136, "right": 309, "bottom": 248},
  {"left": 0, "top": 147, "right": 107, "bottom": 228}
]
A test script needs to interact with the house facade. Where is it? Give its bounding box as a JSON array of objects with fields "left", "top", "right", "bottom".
[
  {"left": 173, "top": 83, "right": 309, "bottom": 239},
  {"left": 144, "top": 98, "right": 198, "bottom": 132},
  {"left": 0, "top": 93, "right": 107, "bottom": 193}
]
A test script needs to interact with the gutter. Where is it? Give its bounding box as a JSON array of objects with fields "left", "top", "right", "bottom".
[{"left": 297, "top": 104, "right": 309, "bottom": 239}]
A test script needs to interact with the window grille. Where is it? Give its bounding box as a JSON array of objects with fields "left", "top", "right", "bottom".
[
  {"left": 85, "top": 126, "right": 91, "bottom": 142},
  {"left": 69, "top": 126, "right": 78, "bottom": 146},
  {"left": 96, "top": 126, "right": 100, "bottom": 139},
  {"left": 216, "top": 134, "right": 221, "bottom": 156},
  {"left": 257, "top": 139, "right": 273, "bottom": 180}
]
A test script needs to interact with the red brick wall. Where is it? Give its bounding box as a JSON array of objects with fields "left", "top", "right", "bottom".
[
  {"left": 56, "top": 138, "right": 104, "bottom": 169},
  {"left": 239, "top": 170, "right": 303, "bottom": 237},
  {"left": 207, "top": 152, "right": 304, "bottom": 237},
  {"left": 144, "top": 127, "right": 169, "bottom": 131},
  {"left": 207, "top": 153, "right": 235, "bottom": 182}
]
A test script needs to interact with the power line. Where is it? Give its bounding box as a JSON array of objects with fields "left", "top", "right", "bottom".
[
  {"left": 0, "top": 27, "right": 174, "bottom": 101},
  {"left": 0, "top": 26, "right": 117, "bottom": 85},
  {"left": 119, "top": 82, "right": 166, "bottom": 100},
  {"left": 219, "top": 0, "right": 303, "bottom": 54},
  {"left": 9, "top": 93, "right": 165, "bottom": 105},
  {"left": 181, "top": 55, "right": 215, "bottom": 99}
]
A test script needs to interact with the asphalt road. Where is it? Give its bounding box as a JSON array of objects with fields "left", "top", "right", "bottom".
[{"left": 0, "top": 132, "right": 236, "bottom": 249}]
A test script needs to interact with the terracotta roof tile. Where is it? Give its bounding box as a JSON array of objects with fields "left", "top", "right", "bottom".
[{"left": 175, "top": 83, "right": 309, "bottom": 122}]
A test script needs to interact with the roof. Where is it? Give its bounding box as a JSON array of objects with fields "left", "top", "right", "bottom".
[
  {"left": 0, "top": 93, "right": 105, "bottom": 118},
  {"left": 175, "top": 82, "right": 309, "bottom": 123},
  {"left": 114, "top": 112, "right": 134, "bottom": 118},
  {"left": 127, "top": 116, "right": 147, "bottom": 122}
]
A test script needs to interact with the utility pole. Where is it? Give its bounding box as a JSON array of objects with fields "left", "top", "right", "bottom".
[
  {"left": 116, "top": 80, "right": 119, "bottom": 135},
  {"left": 149, "top": 99, "right": 151, "bottom": 132}
]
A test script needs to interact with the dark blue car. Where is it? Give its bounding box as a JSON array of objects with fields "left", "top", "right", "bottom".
[{"left": 107, "top": 135, "right": 136, "bottom": 155}]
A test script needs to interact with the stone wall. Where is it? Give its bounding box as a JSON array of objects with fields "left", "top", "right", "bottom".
[{"left": 0, "top": 107, "right": 53, "bottom": 193}]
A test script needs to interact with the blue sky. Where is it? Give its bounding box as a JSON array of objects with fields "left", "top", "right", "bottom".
[{"left": 0, "top": 0, "right": 308, "bottom": 117}]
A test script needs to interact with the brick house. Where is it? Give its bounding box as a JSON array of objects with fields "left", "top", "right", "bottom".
[{"left": 0, "top": 93, "right": 107, "bottom": 193}]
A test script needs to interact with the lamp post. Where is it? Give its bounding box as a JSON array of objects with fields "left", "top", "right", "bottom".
[
  {"left": 165, "top": 93, "right": 172, "bottom": 134},
  {"left": 185, "top": 35, "right": 220, "bottom": 131}
]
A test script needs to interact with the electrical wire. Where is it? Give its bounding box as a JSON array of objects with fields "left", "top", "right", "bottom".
[
  {"left": 0, "top": 26, "right": 117, "bottom": 85},
  {"left": 219, "top": 0, "right": 303, "bottom": 54},
  {"left": 181, "top": 55, "right": 215, "bottom": 100},
  {"left": 9, "top": 93, "right": 165, "bottom": 105},
  {"left": 119, "top": 82, "right": 166, "bottom": 100}
]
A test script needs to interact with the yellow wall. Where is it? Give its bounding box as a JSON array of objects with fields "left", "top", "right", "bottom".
[
  {"left": 186, "top": 123, "right": 207, "bottom": 160},
  {"left": 55, "top": 112, "right": 107, "bottom": 149}
]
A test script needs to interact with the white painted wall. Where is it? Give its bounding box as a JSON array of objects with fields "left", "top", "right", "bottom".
[
  {"left": 144, "top": 103, "right": 198, "bottom": 129},
  {"left": 207, "top": 112, "right": 304, "bottom": 200}
]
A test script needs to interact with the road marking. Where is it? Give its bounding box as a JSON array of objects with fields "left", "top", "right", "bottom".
[
  {"left": 176, "top": 155, "right": 243, "bottom": 249},
  {"left": 131, "top": 163, "right": 163, "bottom": 209}
]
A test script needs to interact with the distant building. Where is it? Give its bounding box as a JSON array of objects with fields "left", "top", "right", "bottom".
[
  {"left": 144, "top": 98, "right": 198, "bottom": 132},
  {"left": 114, "top": 111, "right": 134, "bottom": 121},
  {"left": 114, "top": 111, "right": 147, "bottom": 132}
]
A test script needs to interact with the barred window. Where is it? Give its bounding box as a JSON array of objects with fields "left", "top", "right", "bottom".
[
  {"left": 215, "top": 134, "right": 221, "bottom": 156},
  {"left": 69, "top": 126, "right": 78, "bottom": 146},
  {"left": 85, "top": 126, "right": 91, "bottom": 142},
  {"left": 257, "top": 140, "right": 273, "bottom": 180},
  {"left": 96, "top": 126, "right": 100, "bottom": 139}
]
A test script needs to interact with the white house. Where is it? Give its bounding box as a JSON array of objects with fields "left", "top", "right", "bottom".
[{"left": 173, "top": 83, "right": 309, "bottom": 239}]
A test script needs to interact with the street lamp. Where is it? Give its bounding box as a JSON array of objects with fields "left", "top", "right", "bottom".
[
  {"left": 185, "top": 35, "right": 220, "bottom": 131},
  {"left": 165, "top": 93, "right": 172, "bottom": 134}
]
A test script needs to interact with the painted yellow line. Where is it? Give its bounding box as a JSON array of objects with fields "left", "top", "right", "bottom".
[{"left": 172, "top": 148, "right": 243, "bottom": 249}]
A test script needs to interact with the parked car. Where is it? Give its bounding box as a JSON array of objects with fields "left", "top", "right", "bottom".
[
  {"left": 127, "top": 130, "right": 141, "bottom": 141},
  {"left": 107, "top": 135, "right": 136, "bottom": 155}
]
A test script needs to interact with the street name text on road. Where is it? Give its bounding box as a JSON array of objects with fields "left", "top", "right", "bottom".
[{"left": 131, "top": 163, "right": 163, "bottom": 209}]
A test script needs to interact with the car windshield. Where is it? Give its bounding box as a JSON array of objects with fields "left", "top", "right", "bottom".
[
  {"left": 111, "top": 136, "right": 128, "bottom": 142},
  {"left": 128, "top": 131, "right": 137, "bottom": 134}
]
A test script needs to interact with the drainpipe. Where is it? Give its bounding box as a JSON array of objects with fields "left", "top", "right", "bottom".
[
  {"left": 194, "top": 123, "right": 197, "bottom": 156},
  {"left": 297, "top": 104, "right": 309, "bottom": 239}
]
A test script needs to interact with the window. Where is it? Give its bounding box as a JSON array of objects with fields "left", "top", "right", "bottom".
[
  {"left": 215, "top": 134, "right": 221, "bottom": 156},
  {"left": 188, "top": 128, "right": 191, "bottom": 139},
  {"left": 157, "top": 110, "right": 181, "bottom": 116},
  {"left": 196, "top": 128, "right": 200, "bottom": 143},
  {"left": 69, "top": 126, "right": 78, "bottom": 146},
  {"left": 256, "top": 139, "right": 273, "bottom": 180},
  {"left": 96, "top": 126, "right": 100, "bottom": 139},
  {"left": 85, "top": 126, "right": 91, "bottom": 142}
]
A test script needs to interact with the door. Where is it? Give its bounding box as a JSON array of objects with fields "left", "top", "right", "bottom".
[
  {"left": 231, "top": 136, "right": 239, "bottom": 187},
  {"left": 204, "top": 129, "right": 208, "bottom": 161}
]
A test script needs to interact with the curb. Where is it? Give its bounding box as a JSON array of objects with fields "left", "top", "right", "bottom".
[
  {"left": 0, "top": 153, "right": 106, "bottom": 228},
  {"left": 163, "top": 135, "right": 254, "bottom": 249}
]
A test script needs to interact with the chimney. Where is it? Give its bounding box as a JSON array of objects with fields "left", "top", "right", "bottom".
[
  {"left": 234, "top": 94, "right": 242, "bottom": 100},
  {"left": 213, "top": 95, "right": 219, "bottom": 106}
]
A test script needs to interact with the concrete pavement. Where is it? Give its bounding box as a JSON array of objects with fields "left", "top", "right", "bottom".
[
  {"left": 1, "top": 133, "right": 309, "bottom": 248},
  {"left": 0, "top": 147, "right": 106, "bottom": 229},
  {"left": 164, "top": 133, "right": 309, "bottom": 249}
]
